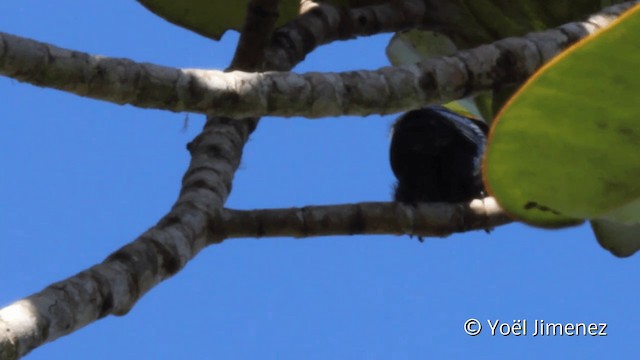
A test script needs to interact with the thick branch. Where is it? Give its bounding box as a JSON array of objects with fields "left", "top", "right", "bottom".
[
  {"left": 218, "top": 198, "right": 512, "bottom": 240},
  {"left": 0, "top": 1, "right": 281, "bottom": 359},
  {"left": 0, "top": 1, "right": 635, "bottom": 118},
  {"left": 265, "top": 0, "right": 428, "bottom": 70},
  {"left": 0, "top": 2, "right": 634, "bottom": 358}
]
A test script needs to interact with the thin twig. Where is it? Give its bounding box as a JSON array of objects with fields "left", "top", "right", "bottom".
[
  {"left": 231, "top": 0, "right": 281, "bottom": 71},
  {"left": 217, "top": 198, "right": 513, "bottom": 240}
]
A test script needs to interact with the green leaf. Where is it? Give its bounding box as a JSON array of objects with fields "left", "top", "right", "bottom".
[
  {"left": 386, "top": 30, "right": 459, "bottom": 64},
  {"left": 435, "top": 0, "right": 627, "bottom": 48},
  {"left": 136, "top": 0, "right": 388, "bottom": 41},
  {"left": 322, "top": 0, "right": 389, "bottom": 7},
  {"left": 591, "top": 219, "right": 640, "bottom": 258},
  {"left": 385, "top": 1, "right": 626, "bottom": 120},
  {"left": 442, "top": 1, "right": 628, "bottom": 111},
  {"left": 137, "top": 0, "right": 301, "bottom": 40},
  {"left": 483, "top": 5, "right": 640, "bottom": 228}
]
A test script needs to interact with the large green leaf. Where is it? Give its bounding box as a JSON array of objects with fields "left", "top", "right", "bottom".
[
  {"left": 324, "top": 0, "right": 388, "bottom": 6},
  {"left": 427, "top": 0, "right": 627, "bottom": 49},
  {"left": 483, "top": 5, "right": 640, "bottom": 228},
  {"left": 137, "top": 0, "right": 301, "bottom": 40}
]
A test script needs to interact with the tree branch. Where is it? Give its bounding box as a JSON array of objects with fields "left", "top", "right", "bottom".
[
  {"left": 218, "top": 197, "right": 512, "bottom": 240},
  {"left": 0, "top": 1, "right": 635, "bottom": 118},
  {"left": 0, "top": 0, "right": 280, "bottom": 359},
  {"left": 231, "top": 0, "right": 281, "bottom": 70},
  {"left": 265, "top": 0, "right": 428, "bottom": 70},
  {"left": 0, "top": 1, "right": 634, "bottom": 357}
]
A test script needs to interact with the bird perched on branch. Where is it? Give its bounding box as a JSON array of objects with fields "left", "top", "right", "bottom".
[{"left": 390, "top": 106, "right": 489, "bottom": 204}]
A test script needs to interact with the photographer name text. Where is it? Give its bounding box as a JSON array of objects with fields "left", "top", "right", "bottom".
[{"left": 464, "top": 319, "right": 608, "bottom": 337}]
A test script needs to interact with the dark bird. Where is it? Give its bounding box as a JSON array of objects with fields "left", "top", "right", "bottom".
[{"left": 390, "top": 106, "right": 489, "bottom": 204}]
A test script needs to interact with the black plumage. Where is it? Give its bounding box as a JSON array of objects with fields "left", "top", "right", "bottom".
[{"left": 390, "top": 106, "right": 489, "bottom": 204}]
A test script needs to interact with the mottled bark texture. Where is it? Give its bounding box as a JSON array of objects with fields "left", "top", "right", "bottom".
[
  {"left": 265, "top": 0, "right": 429, "bottom": 70},
  {"left": 218, "top": 198, "right": 512, "bottom": 239},
  {"left": 0, "top": 2, "right": 636, "bottom": 119},
  {"left": 0, "top": 1, "right": 282, "bottom": 359},
  {"left": 0, "top": 1, "right": 637, "bottom": 359}
]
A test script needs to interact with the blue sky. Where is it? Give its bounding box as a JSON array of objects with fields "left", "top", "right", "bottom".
[{"left": 1, "top": 1, "right": 639, "bottom": 359}]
